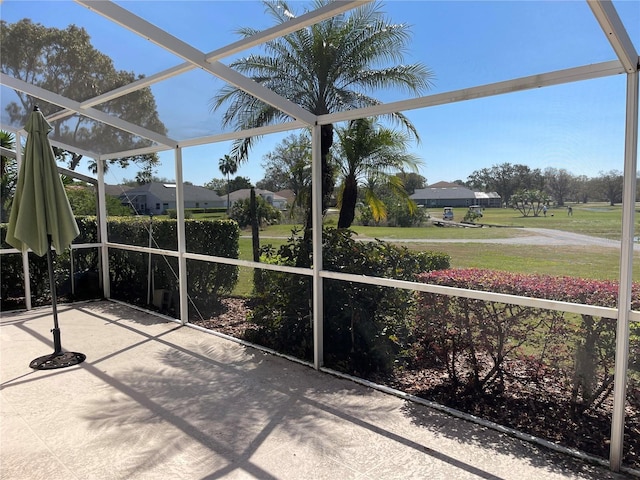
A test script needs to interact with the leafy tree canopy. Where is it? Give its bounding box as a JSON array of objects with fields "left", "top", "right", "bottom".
[
  {"left": 256, "top": 132, "right": 311, "bottom": 199},
  {"left": 65, "top": 183, "right": 131, "bottom": 216},
  {"left": 205, "top": 176, "right": 253, "bottom": 196},
  {"left": 204, "top": 178, "right": 227, "bottom": 195},
  {"left": 596, "top": 170, "right": 624, "bottom": 206},
  {"left": 0, "top": 19, "right": 166, "bottom": 173},
  {"left": 467, "top": 163, "right": 543, "bottom": 206},
  {"left": 395, "top": 172, "right": 427, "bottom": 195}
]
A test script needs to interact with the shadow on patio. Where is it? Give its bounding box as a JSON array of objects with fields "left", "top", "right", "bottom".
[{"left": 0, "top": 301, "right": 630, "bottom": 479}]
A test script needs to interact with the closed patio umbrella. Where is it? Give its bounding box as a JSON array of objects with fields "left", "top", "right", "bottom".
[{"left": 6, "top": 106, "right": 85, "bottom": 369}]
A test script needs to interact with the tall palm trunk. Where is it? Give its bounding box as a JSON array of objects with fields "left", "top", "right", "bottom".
[
  {"left": 300, "top": 124, "right": 335, "bottom": 268},
  {"left": 338, "top": 174, "right": 358, "bottom": 228},
  {"left": 226, "top": 173, "right": 230, "bottom": 214},
  {"left": 321, "top": 124, "right": 335, "bottom": 213}
]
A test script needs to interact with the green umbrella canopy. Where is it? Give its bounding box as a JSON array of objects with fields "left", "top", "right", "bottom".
[{"left": 6, "top": 109, "right": 79, "bottom": 257}]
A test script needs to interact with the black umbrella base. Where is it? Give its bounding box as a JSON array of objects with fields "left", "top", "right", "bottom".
[{"left": 30, "top": 351, "right": 86, "bottom": 370}]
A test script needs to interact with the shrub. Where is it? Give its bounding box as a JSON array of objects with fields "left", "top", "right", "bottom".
[
  {"left": 108, "top": 217, "right": 239, "bottom": 316},
  {"left": 167, "top": 209, "right": 193, "bottom": 219},
  {"left": 415, "top": 268, "right": 640, "bottom": 413},
  {"left": 0, "top": 217, "right": 101, "bottom": 310},
  {"left": 230, "top": 195, "right": 282, "bottom": 228},
  {"left": 386, "top": 201, "right": 427, "bottom": 227},
  {"left": 248, "top": 227, "right": 450, "bottom": 373}
]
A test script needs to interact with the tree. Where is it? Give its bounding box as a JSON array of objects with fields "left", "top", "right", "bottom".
[
  {"left": 334, "top": 117, "right": 421, "bottom": 228},
  {"left": 227, "top": 176, "right": 253, "bottom": 194},
  {"left": 544, "top": 167, "right": 574, "bottom": 206},
  {"left": 219, "top": 154, "right": 238, "bottom": 213},
  {"left": 135, "top": 165, "right": 155, "bottom": 185},
  {"left": 571, "top": 175, "right": 593, "bottom": 204},
  {"left": 230, "top": 195, "right": 282, "bottom": 228},
  {"left": 121, "top": 175, "right": 174, "bottom": 187},
  {"left": 65, "top": 183, "right": 131, "bottom": 216},
  {"left": 211, "top": 0, "right": 433, "bottom": 230},
  {"left": 596, "top": 170, "right": 624, "bottom": 206},
  {"left": 395, "top": 172, "right": 427, "bottom": 195},
  {"left": 467, "top": 163, "right": 543, "bottom": 206},
  {"left": 1, "top": 19, "right": 166, "bottom": 173},
  {"left": 0, "top": 130, "right": 16, "bottom": 222},
  {"left": 257, "top": 132, "right": 312, "bottom": 218},
  {"left": 257, "top": 132, "right": 311, "bottom": 194},
  {"left": 204, "top": 178, "right": 227, "bottom": 195},
  {"left": 510, "top": 189, "right": 551, "bottom": 217}
]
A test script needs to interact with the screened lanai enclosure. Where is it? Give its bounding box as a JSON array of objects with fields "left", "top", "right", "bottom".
[{"left": 1, "top": 0, "right": 639, "bottom": 474}]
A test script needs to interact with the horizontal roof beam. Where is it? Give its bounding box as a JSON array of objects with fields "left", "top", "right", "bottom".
[
  {"left": 58, "top": 165, "right": 98, "bottom": 184},
  {"left": 99, "top": 120, "right": 307, "bottom": 161},
  {"left": 0, "top": 73, "right": 178, "bottom": 148},
  {"left": 68, "top": 1, "right": 367, "bottom": 121},
  {"left": 205, "top": 0, "right": 369, "bottom": 63},
  {"left": 318, "top": 60, "right": 627, "bottom": 125},
  {"left": 75, "top": 0, "right": 317, "bottom": 126}
]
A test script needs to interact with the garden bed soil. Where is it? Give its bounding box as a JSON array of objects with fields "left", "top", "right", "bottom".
[{"left": 192, "top": 297, "right": 639, "bottom": 470}]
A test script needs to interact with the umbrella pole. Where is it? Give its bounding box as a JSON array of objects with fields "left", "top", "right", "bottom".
[
  {"left": 47, "top": 236, "right": 62, "bottom": 354},
  {"left": 29, "top": 236, "right": 86, "bottom": 370}
]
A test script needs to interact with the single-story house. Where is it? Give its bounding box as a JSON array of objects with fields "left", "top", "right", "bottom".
[
  {"left": 275, "top": 189, "right": 296, "bottom": 205},
  {"left": 410, "top": 181, "right": 501, "bottom": 208},
  {"left": 117, "top": 182, "right": 224, "bottom": 215},
  {"left": 472, "top": 191, "right": 502, "bottom": 208},
  {"left": 227, "top": 188, "right": 289, "bottom": 210}
]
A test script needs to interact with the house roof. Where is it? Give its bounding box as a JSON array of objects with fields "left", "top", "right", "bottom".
[
  {"left": 227, "top": 188, "right": 287, "bottom": 203},
  {"left": 118, "top": 182, "right": 222, "bottom": 203},
  {"left": 427, "top": 181, "right": 463, "bottom": 188},
  {"left": 411, "top": 184, "right": 476, "bottom": 200},
  {"left": 474, "top": 191, "right": 501, "bottom": 199},
  {"left": 104, "top": 184, "right": 132, "bottom": 198},
  {"left": 275, "top": 190, "right": 296, "bottom": 203}
]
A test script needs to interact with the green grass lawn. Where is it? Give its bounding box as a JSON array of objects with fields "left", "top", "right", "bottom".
[
  {"left": 227, "top": 202, "right": 640, "bottom": 294},
  {"left": 425, "top": 203, "right": 628, "bottom": 240}
]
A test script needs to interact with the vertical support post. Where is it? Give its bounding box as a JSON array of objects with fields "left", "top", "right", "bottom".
[
  {"left": 611, "top": 69, "right": 638, "bottom": 472},
  {"left": 70, "top": 248, "right": 75, "bottom": 296},
  {"left": 147, "top": 215, "right": 153, "bottom": 306},
  {"left": 96, "top": 156, "right": 110, "bottom": 298},
  {"left": 174, "top": 147, "right": 188, "bottom": 325},
  {"left": 312, "top": 124, "right": 323, "bottom": 370}
]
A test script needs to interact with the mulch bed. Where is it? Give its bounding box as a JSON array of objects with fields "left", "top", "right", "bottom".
[{"left": 191, "top": 297, "right": 639, "bottom": 470}]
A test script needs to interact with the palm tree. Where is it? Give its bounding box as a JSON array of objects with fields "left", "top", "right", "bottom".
[
  {"left": 211, "top": 0, "right": 433, "bottom": 222},
  {"left": 219, "top": 154, "right": 238, "bottom": 214},
  {"left": 335, "top": 117, "right": 421, "bottom": 228}
]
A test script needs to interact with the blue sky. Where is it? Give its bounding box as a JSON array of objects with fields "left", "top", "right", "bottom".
[{"left": 1, "top": 0, "right": 639, "bottom": 187}]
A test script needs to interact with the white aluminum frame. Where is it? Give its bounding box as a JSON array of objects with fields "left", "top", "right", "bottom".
[{"left": 1, "top": 0, "right": 638, "bottom": 473}]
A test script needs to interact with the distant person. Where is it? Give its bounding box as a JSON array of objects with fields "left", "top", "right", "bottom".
[
  {"left": 567, "top": 206, "right": 573, "bottom": 216},
  {"left": 542, "top": 205, "right": 547, "bottom": 217}
]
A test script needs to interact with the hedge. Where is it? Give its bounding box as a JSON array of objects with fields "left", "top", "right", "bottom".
[
  {"left": 414, "top": 268, "right": 640, "bottom": 413},
  {"left": 0, "top": 217, "right": 101, "bottom": 310},
  {"left": 1, "top": 217, "right": 239, "bottom": 317},
  {"left": 108, "top": 217, "right": 239, "bottom": 316}
]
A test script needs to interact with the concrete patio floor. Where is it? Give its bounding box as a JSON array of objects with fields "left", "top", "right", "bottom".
[{"left": 0, "top": 301, "right": 632, "bottom": 479}]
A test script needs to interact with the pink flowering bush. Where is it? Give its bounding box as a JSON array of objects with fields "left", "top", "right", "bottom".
[{"left": 415, "top": 268, "right": 640, "bottom": 413}]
